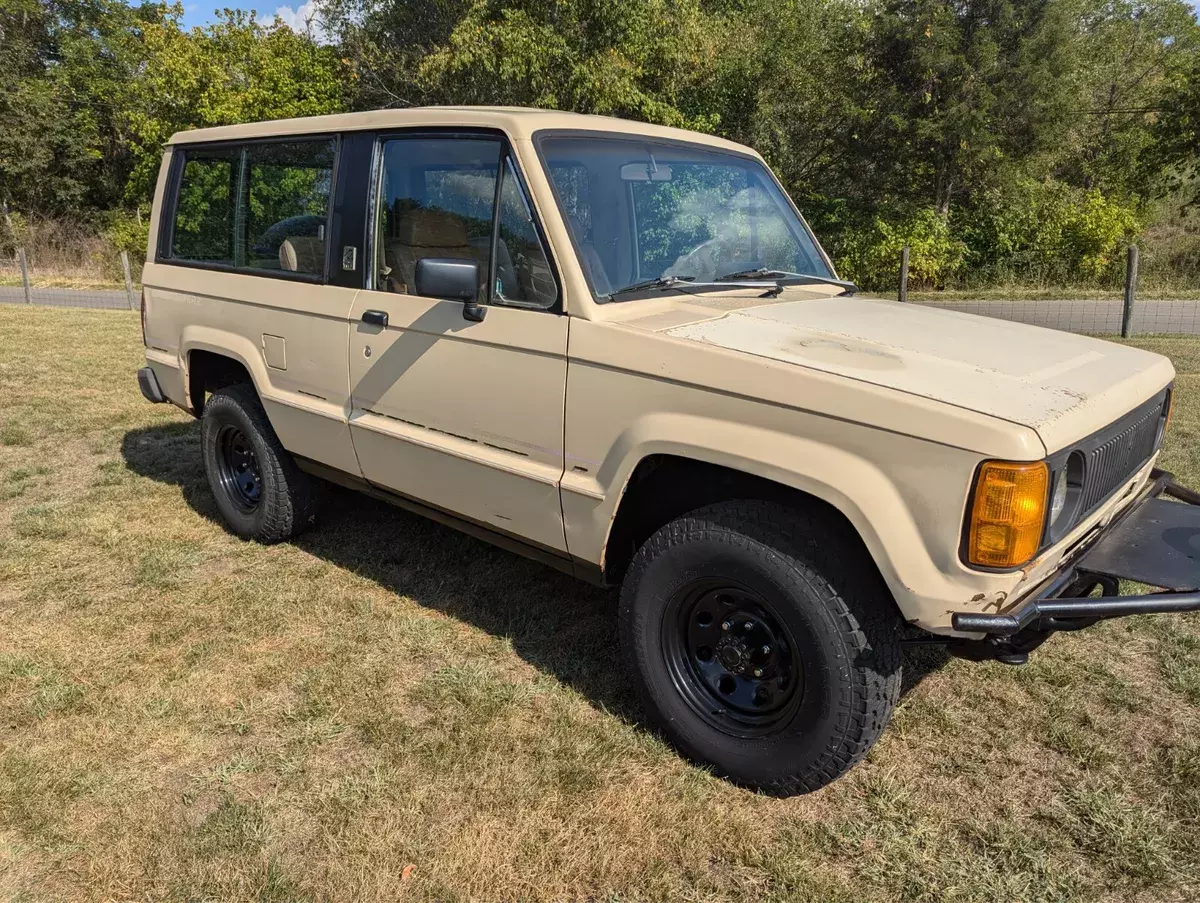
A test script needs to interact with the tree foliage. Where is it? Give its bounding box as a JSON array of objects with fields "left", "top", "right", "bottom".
[{"left": 2, "top": 0, "right": 1198, "bottom": 288}]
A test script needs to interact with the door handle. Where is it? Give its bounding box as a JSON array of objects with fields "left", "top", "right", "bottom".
[{"left": 362, "top": 309, "right": 388, "bottom": 328}]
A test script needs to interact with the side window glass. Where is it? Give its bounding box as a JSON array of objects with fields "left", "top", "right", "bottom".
[
  {"left": 375, "top": 137, "right": 502, "bottom": 296},
  {"left": 494, "top": 157, "right": 557, "bottom": 309},
  {"left": 167, "top": 139, "right": 335, "bottom": 277},
  {"left": 242, "top": 139, "right": 336, "bottom": 275},
  {"left": 169, "top": 148, "right": 239, "bottom": 265}
]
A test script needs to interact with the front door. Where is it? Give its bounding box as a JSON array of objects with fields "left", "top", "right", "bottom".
[{"left": 347, "top": 133, "right": 569, "bottom": 553}]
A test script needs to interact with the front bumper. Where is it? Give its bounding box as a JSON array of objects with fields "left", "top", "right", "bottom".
[{"left": 948, "top": 470, "right": 1200, "bottom": 663}]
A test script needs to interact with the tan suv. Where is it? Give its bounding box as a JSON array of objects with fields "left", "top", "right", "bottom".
[{"left": 137, "top": 107, "right": 1200, "bottom": 793}]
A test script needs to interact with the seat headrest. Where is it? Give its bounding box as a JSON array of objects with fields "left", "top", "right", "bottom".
[
  {"left": 394, "top": 208, "right": 469, "bottom": 247},
  {"left": 279, "top": 236, "right": 324, "bottom": 273}
]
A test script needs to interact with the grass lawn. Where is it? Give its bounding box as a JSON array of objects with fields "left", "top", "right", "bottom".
[{"left": 2, "top": 306, "right": 1200, "bottom": 902}]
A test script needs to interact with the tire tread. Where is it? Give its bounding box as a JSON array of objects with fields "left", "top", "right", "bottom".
[
  {"left": 619, "top": 499, "right": 902, "bottom": 794},
  {"left": 202, "top": 383, "right": 318, "bottom": 543}
]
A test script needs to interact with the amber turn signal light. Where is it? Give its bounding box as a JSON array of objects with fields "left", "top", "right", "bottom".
[{"left": 967, "top": 461, "right": 1049, "bottom": 568}]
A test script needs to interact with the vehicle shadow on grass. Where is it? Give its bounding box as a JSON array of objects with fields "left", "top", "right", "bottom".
[{"left": 120, "top": 422, "right": 947, "bottom": 730}]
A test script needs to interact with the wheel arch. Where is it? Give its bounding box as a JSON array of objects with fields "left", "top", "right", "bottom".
[
  {"left": 600, "top": 452, "right": 893, "bottom": 601},
  {"left": 180, "top": 328, "right": 267, "bottom": 417}
]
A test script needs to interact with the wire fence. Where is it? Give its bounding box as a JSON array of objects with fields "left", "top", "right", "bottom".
[
  {"left": 910, "top": 295, "right": 1200, "bottom": 335},
  {"left": 0, "top": 248, "right": 140, "bottom": 311},
  {"left": 897, "top": 243, "right": 1200, "bottom": 336},
  {"left": 4, "top": 245, "right": 1200, "bottom": 336}
]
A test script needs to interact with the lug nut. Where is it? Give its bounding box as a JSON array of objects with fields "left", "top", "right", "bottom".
[
  {"left": 762, "top": 645, "right": 771, "bottom": 655},
  {"left": 721, "top": 621, "right": 730, "bottom": 631},
  {"left": 744, "top": 621, "right": 753, "bottom": 631},
  {"left": 753, "top": 668, "right": 763, "bottom": 677}
]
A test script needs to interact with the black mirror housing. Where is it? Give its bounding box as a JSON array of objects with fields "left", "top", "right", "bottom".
[
  {"left": 416, "top": 257, "right": 478, "bottom": 301},
  {"left": 415, "top": 257, "right": 485, "bottom": 321}
]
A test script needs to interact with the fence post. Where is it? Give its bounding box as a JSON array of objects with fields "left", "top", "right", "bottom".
[
  {"left": 1121, "top": 244, "right": 1138, "bottom": 338},
  {"left": 898, "top": 245, "right": 910, "bottom": 303},
  {"left": 120, "top": 251, "right": 136, "bottom": 310},
  {"left": 17, "top": 247, "right": 31, "bottom": 304}
]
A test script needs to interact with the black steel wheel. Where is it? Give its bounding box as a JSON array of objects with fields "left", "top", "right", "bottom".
[
  {"left": 619, "top": 500, "right": 903, "bottom": 794},
  {"left": 200, "top": 383, "right": 319, "bottom": 543},
  {"left": 663, "top": 581, "right": 802, "bottom": 736},
  {"left": 214, "top": 424, "right": 262, "bottom": 512}
]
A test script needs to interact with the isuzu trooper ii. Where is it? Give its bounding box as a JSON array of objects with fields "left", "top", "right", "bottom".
[{"left": 137, "top": 107, "right": 1200, "bottom": 793}]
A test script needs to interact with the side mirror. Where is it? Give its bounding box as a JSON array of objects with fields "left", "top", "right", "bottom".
[{"left": 415, "top": 257, "right": 485, "bottom": 321}]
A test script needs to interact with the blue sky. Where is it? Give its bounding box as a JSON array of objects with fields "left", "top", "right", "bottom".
[
  {"left": 180, "top": 0, "right": 1200, "bottom": 30},
  {"left": 177, "top": 0, "right": 1200, "bottom": 30},
  {"left": 180, "top": 0, "right": 317, "bottom": 30}
]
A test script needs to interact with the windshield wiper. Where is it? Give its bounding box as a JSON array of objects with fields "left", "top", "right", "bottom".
[
  {"left": 605, "top": 273, "right": 780, "bottom": 301},
  {"left": 716, "top": 268, "right": 858, "bottom": 294},
  {"left": 604, "top": 275, "right": 695, "bottom": 300}
]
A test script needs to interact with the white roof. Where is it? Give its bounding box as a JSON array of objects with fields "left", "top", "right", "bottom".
[{"left": 167, "top": 105, "right": 756, "bottom": 156}]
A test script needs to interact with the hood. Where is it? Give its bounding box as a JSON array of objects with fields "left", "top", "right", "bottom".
[{"left": 663, "top": 295, "right": 1175, "bottom": 453}]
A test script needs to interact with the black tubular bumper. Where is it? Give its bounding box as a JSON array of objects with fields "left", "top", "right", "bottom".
[
  {"left": 951, "top": 470, "right": 1200, "bottom": 648},
  {"left": 137, "top": 366, "right": 166, "bottom": 404}
]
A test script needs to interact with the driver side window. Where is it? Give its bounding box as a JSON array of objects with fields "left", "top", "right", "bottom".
[
  {"left": 375, "top": 136, "right": 501, "bottom": 297},
  {"left": 372, "top": 136, "right": 557, "bottom": 310}
]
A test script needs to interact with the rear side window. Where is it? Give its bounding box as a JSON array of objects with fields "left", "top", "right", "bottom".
[
  {"left": 166, "top": 138, "right": 336, "bottom": 278},
  {"left": 171, "top": 148, "right": 238, "bottom": 266}
]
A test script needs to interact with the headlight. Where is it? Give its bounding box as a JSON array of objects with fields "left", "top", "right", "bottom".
[
  {"left": 1156, "top": 388, "right": 1174, "bottom": 449},
  {"left": 966, "top": 460, "right": 1048, "bottom": 568},
  {"left": 1049, "top": 471, "right": 1068, "bottom": 525},
  {"left": 1046, "top": 451, "right": 1085, "bottom": 543}
]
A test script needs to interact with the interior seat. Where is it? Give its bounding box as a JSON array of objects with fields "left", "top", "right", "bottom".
[
  {"left": 384, "top": 208, "right": 488, "bottom": 294},
  {"left": 278, "top": 236, "right": 325, "bottom": 274}
]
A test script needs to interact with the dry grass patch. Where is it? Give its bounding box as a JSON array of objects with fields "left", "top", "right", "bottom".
[{"left": 1, "top": 305, "right": 1199, "bottom": 901}]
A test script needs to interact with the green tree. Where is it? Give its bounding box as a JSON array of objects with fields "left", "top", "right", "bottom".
[
  {"left": 865, "top": 0, "right": 1089, "bottom": 219},
  {"left": 1064, "top": 0, "right": 1200, "bottom": 199},
  {"left": 325, "top": 0, "right": 721, "bottom": 128},
  {"left": 0, "top": 0, "right": 135, "bottom": 216},
  {"left": 123, "top": 8, "right": 348, "bottom": 202},
  {"left": 1152, "top": 18, "right": 1200, "bottom": 207}
]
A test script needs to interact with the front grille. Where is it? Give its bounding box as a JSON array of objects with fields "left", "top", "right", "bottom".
[{"left": 1078, "top": 395, "right": 1166, "bottom": 515}]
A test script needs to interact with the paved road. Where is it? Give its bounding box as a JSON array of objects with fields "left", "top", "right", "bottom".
[
  {"left": 3, "top": 284, "right": 1198, "bottom": 334},
  {"left": 0, "top": 285, "right": 132, "bottom": 310},
  {"left": 915, "top": 297, "right": 1200, "bottom": 336}
]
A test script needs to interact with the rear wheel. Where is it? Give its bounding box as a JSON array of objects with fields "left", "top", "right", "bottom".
[
  {"left": 619, "top": 500, "right": 903, "bottom": 794},
  {"left": 200, "top": 383, "right": 318, "bottom": 543}
]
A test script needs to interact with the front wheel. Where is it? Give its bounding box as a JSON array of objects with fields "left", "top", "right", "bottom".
[
  {"left": 619, "top": 500, "right": 903, "bottom": 794},
  {"left": 200, "top": 383, "right": 318, "bottom": 543}
]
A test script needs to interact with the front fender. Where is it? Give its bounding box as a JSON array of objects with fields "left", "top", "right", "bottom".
[{"left": 561, "top": 412, "right": 1025, "bottom": 630}]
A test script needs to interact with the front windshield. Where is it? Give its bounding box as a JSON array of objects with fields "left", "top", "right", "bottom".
[{"left": 540, "top": 134, "right": 833, "bottom": 299}]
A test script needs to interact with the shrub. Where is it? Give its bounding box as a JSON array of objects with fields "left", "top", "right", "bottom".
[
  {"left": 959, "top": 180, "right": 1141, "bottom": 286},
  {"left": 1, "top": 210, "right": 30, "bottom": 258},
  {"left": 835, "top": 207, "right": 967, "bottom": 291},
  {"left": 102, "top": 210, "right": 151, "bottom": 280},
  {"left": 0, "top": 212, "right": 147, "bottom": 284}
]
